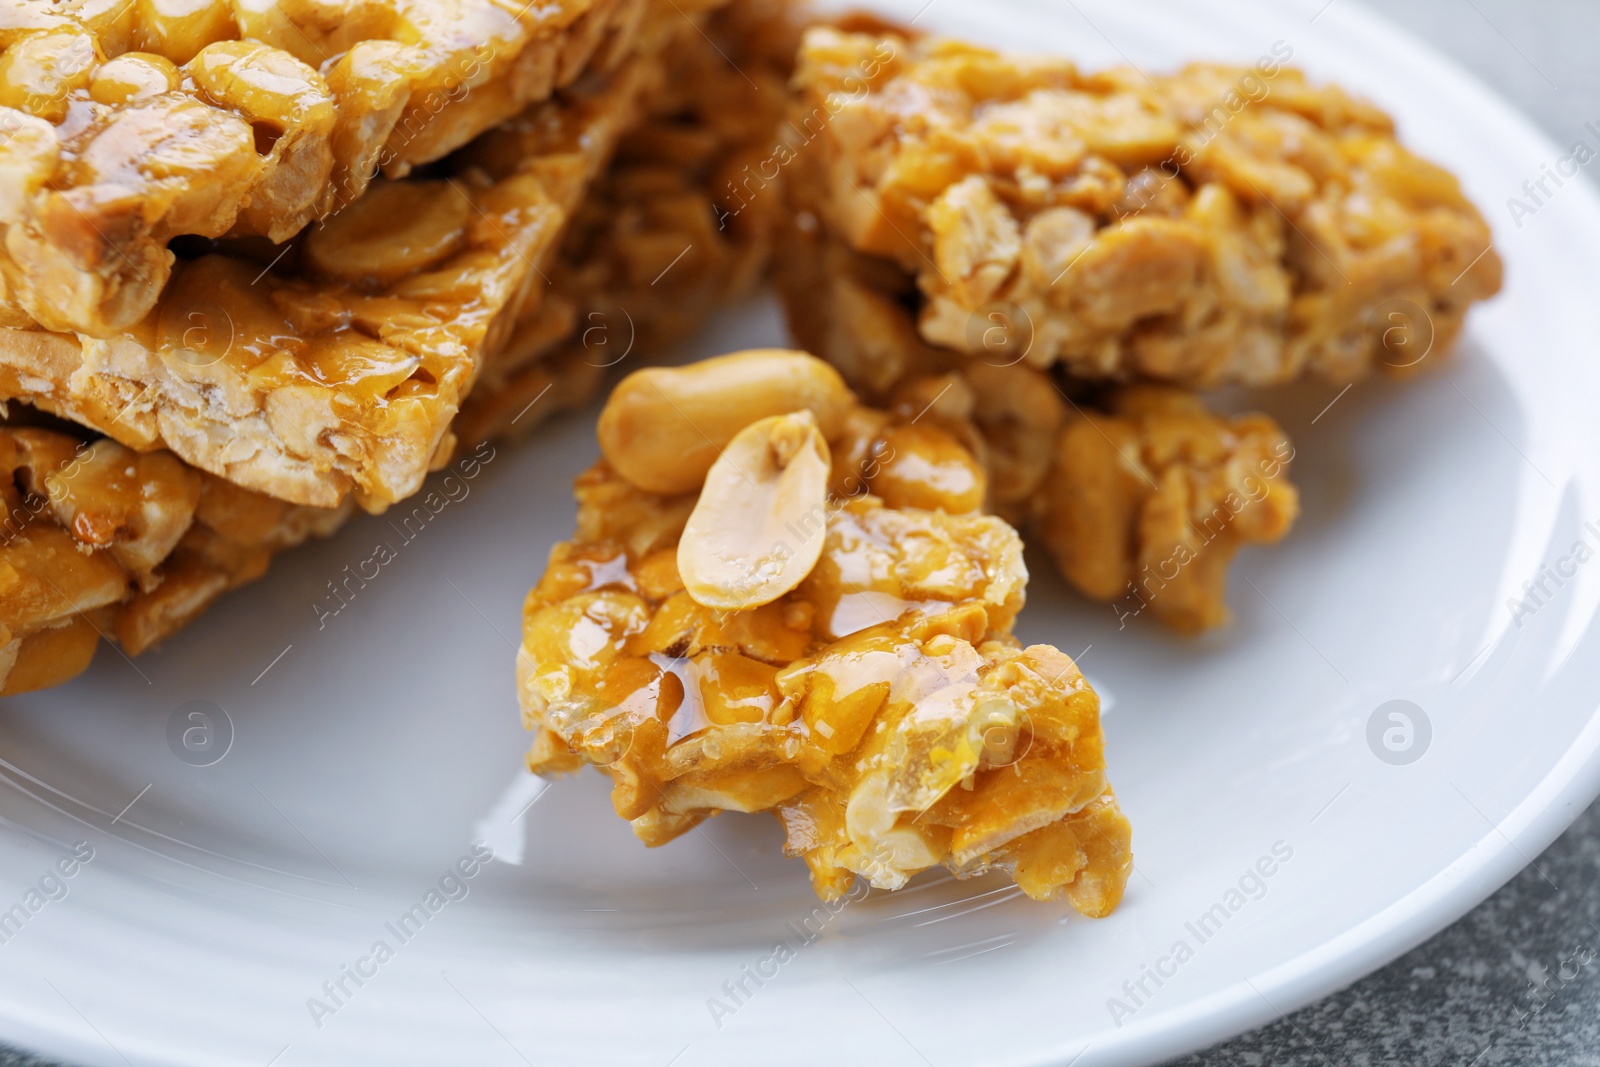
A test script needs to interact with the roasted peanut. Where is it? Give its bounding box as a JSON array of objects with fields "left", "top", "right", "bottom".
[
  {"left": 89, "top": 54, "right": 182, "bottom": 106},
  {"left": 0, "top": 32, "right": 97, "bottom": 123},
  {"left": 677, "top": 411, "right": 832, "bottom": 610},
  {"left": 598, "top": 349, "right": 854, "bottom": 495},
  {"left": 44, "top": 439, "right": 202, "bottom": 576},
  {"left": 962, "top": 360, "right": 1064, "bottom": 513}
]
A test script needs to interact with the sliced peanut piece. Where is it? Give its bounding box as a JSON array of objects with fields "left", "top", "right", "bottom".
[
  {"left": 599, "top": 349, "right": 854, "bottom": 495},
  {"left": 44, "top": 439, "right": 202, "bottom": 575},
  {"left": 678, "top": 412, "right": 831, "bottom": 611},
  {"left": 845, "top": 770, "right": 945, "bottom": 875}
]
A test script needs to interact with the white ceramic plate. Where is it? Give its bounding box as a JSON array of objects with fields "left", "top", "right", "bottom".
[{"left": 4, "top": 1, "right": 1599, "bottom": 1064}]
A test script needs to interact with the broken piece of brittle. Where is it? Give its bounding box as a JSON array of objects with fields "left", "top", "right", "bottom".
[
  {"left": 0, "top": 416, "right": 347, "bottom": 696},
  {"left": 776, "top": 215, "right": 1300, "bottom": 633},
  {"left": 0, "top": 345, "right": 604, "bottom": 697},
  {"left": 787, "top": 25, "right": 1502, "bottom": 388},
  {"left": 518, "top": 349, "right": 1132, "bottom": 912}
]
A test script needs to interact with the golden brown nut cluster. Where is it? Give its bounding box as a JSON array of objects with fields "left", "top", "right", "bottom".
[
  {"left": 0, "top": 0, "right": 657, "bottom": 335},
  {"left": 776, "top": 211, "right": 1300, "bottom": 631},
  {"left": 519, "top": 350, "right": 1132, "bottom": 910},
  {"left": 788, "top": 26, "right": 1502, "bottom": 387},
  {"left": 0, "top": 28, "right": 675, "bottom": 512},
  {"left": 1035, "top": 386, "right": 1299, "bottom": 633}
]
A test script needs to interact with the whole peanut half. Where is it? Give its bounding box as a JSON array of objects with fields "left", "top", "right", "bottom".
[
  {"left": 599, "top": 349, "right": 854, "bottom": 495},
  {"left": 677, "top": 412, "right": 832, "bottom": 610}
]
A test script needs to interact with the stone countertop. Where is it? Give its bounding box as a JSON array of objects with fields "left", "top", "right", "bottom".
[{"left": 0, "top": 2, "right": 1595, "bottom": 1067}]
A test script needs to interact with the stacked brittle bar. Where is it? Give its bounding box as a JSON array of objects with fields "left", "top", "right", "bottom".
[
  {"left": 0, "top": 0, "right": 797, "bottom": 694},
  {"left": 0, "top": 17, "right": 666, "bottom": 511},
  {"left": 0, "top": 0, "right": 680, "bottom": 334}
]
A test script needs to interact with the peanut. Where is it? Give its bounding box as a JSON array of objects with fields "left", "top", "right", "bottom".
[
  {"left": 869, "top": 422, "right": 987, "bottom": 514},
  {"left": 598, "top": 349, "right": 854, "bottom": 495},
  {"left": 677, "top": 412, "right": 832, "bottom": 611}
]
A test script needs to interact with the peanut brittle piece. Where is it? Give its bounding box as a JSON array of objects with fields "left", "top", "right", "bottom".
[
  {"left": 0, "top": 29, "right": 675, "bottom": 512},
  {"left": 0, "top": 343, "right": 603, "bottom": 696},
  {"left": 0, "top": 0, "right": 680, "bottom": 335},
  {"left": 786, "top": 26, "right": 1502, "bottom": 387},
  {"left": 776, "top": 208, "right": 1300, "bottom": 631},
  {"left": 518, "top": 350, "right": 1132, "bottom": 911}
]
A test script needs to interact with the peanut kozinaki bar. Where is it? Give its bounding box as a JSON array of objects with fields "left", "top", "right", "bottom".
[
  {"left": 777, "top": 211, "right": 1300, "bottom": 633},
  {"left": 0, "top": 19, "right": 679, "bottom": 513},
  {"left": 0, "top": 0, "right": 687, "bottom": 335},
  {"left": 520, "top": 350, "right": 1132, "bottom": 910},
  {"left": 0, "top": 0, "right": 795, "bottom": 696},
  {"left": 786, "top": 25, "right": 1503, "bottom": 388}
]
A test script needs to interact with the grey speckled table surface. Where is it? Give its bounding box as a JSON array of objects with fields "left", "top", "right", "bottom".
[{"left": 3, "top": 2, "right": 1598, "bottom": 1066}]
